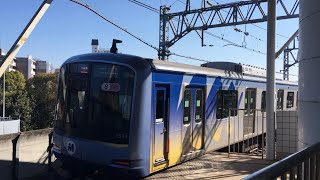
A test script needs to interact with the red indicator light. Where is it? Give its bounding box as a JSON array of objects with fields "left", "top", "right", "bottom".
[{"left": 113, "top": 161, "right": 130, "bottom": 166}]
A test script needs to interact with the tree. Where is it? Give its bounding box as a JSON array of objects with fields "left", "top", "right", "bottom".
[
  {"left": 27, "top": 73, "right": 58, "bottom": 130},
  {"left": 0, "top": 71, "right": 32, "bottom": 131}
]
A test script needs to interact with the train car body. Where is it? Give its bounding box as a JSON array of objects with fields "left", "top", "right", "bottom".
[{"left": 52, "top": 53, "right": 298, "bottom": 177}]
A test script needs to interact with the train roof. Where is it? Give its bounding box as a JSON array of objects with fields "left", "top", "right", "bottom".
[
  {"left": 150, "top": 59, "right": 298, "bottom": 86},
  {"left": 62, "top": 53, "right": 298, "bottom": 86}
]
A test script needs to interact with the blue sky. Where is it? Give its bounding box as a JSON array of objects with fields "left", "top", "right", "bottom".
[{"left": 0, "top": 0, "right": 299, "bottom": 80}]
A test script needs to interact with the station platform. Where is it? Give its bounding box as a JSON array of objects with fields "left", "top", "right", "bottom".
[
  {"left": 28, "top": 152, "right": 274, "bottom": 180},
  {"left": 146, "top": 152, "right": 273, "bottom": 180}
]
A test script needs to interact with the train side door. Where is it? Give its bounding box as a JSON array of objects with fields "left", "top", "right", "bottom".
[
  {"left": 244, "top": 88, "right": 256, "bottom": 135},
  {"left": 153, "top": 86, "right": 169, "bottom": 166},
  {"left": 182, "top": 87, "right": 204, "bottom": 156},
  {"left": 192, "top": 88, "right": 204, "bottom": 151}
]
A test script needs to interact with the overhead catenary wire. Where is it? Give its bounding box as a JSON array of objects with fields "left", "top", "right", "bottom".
[
  {"left": 128, "top": 0, "right": 159, "bottom": 13},
  {"left": 176, "top": 0, "right": 265, "bottom": 42},
  {"left": 69, "top": 0, "right": 159, "bottom": 51},
  {"left": 70, "top": 0, "right": 214, "bottom": 63},
  {"left": 206, "top": 0, "right": 290, "bottom": 39},
  {"left": 129, "top": 0, "right": 269, "bottom": 57}
]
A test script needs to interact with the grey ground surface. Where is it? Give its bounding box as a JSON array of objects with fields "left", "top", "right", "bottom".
[{"left": 27, "top": 152, "right": 273, "bottom": 180}]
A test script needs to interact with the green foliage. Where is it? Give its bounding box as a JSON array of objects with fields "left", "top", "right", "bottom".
[
  {"left": 0, "top": 71, "right": 32, "bottom": 131},
  {"left": 27, "top": 73, "right": 58, "bottom": 130}
]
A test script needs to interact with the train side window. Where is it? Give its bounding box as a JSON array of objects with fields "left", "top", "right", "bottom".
[
  {"left": 216, "top": 90, "right": 238, "bottom": 119},
  {"left": 195, "top": 89, "right": 204, "bottom": 123},
  {"left": 277, "top": 90, "right": 284, "bottom": 110},
  {"left": 156, "top": 90, "right": 165, "bottom": 123},
  {"left": 183, "top": 89, "right": 191, "bottom": 125},
  {"left": 287, "top": 92, "right": 295, "bottom": 108},
  {"left": 261, "top": 91, "right": 266, "bottom": 112}
]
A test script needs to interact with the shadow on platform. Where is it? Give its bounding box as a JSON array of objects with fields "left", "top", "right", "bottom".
[{"left": 0, "top": 159, "right": 50, "bottom": 180}]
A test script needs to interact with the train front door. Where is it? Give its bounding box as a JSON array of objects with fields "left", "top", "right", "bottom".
[
  {"left": 244, "top": 88, "right": 256, "bottom": 135},
  {"left": 182, "top": 87, "right": 205, "bottom": 156},
  {"left": 153, "top": 86, "right": 169, "bottom": 166}
]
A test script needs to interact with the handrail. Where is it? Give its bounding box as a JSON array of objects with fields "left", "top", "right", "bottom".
[
  {"left": 0, "top": 117, "right": 20, "bottom": 121},
  {"left": 244, "top": 142, "right": 320, "bottom": 180}
]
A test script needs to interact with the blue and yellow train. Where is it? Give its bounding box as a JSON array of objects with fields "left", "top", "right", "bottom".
[{"left": 52, "top": 52, "right": 298, "bottom": 177}]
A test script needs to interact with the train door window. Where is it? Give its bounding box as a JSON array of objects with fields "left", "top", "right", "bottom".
[
  {"left": 244, "top": 92, "right": 248, "bottom": 115},
  {"left": 195, "top": 89, "right": 204, "bottom": 123},
  {"left": 244, "top": 89, "right": 256, "bottom": 135},
  {"left": 156, "top": 90, "right": 165, "bottom": 123},
  {"left": 183, "top": 89, "right": 191, "bottom": 125},
  {"left": 261, "top": 91, "right": 266, "bottom": 112},
  {"left": 250, "top": 90, "right": 256, "bottom": 114},
  {"left": 216, "top": 90, "right": 238, "bottom": 119},
  {"left": 287, "top": 92, "right": 295, "bottom": 108},
  {"left": 277, "top": 90, "right": 284, "bottom": 110},
  {"left": 296, "top": 92, "right": 298, "bottom": 108}
]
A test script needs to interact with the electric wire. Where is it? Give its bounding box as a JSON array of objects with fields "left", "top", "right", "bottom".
[
  {"left": 128, "top": 0, "right": 159, "bottom": 13},
  {"left": 71, "top": 0, "right": 214, "bottom": 63},
  {"left": 129, "top": 0, "right": 268, "bottom": 57},
  {"left": 69, "top": 0, "right": 159, "bottom": 51},
  {"left": 206, "top": 0, "right": 290, "bottom": 39},
  {"left": 176, "top": 0, "right": 264, "bottom": 42}
]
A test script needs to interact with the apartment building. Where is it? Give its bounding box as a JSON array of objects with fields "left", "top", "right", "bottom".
[
  {"left": 0, "top": 48, "right": 16, "bottom": 72},
  {"left": 15, "top": 55, "right": 36, "bottom": 79},
  {"left": 35, "top": 60, "right": 53, "bottom": 74}
]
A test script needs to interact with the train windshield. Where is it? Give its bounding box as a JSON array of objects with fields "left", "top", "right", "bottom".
[{"left": 55, "top": 62, "right": 135, "bottom": 144}]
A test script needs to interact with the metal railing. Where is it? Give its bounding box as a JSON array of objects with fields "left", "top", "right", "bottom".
[
  {"left": 7, "top": 130, "right": 53, "bottom": 180},
  {"left": 0, "top": 116, "right": 20, "bottom": 121},
  {"left": 227, "top": 109, "right": 267, "bottom": 159},
  {"left": 244, "top": 142, "right": 320, "bottom": 180}
]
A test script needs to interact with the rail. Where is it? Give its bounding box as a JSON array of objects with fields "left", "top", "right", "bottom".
[
  {"left": 227, "top": 108, "right": 267, "bottom": 159},
  {"left": 244, "top": 142, "right": 320, "bottom": 180}
]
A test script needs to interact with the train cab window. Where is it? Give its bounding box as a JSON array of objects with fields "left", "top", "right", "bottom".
[
  {"left": 183, "top": 89, "right": 191, "bottom": 125},
  {"left": 277, "top": 90, "right": 284, "bottom": 110},
  {"left": 287, "top": 92, "right": 295, "bottom": 108},
  {"left": 261, "top": 91, "right": 266, "bottom": 112},
  {"left": 195, "top": 89, "right": 204, "bottom": 123},
  {"left": 216, "top": 90, "right": 238, "bottom": 119},
  {"left": 156, "top": 90, "right": 165, "bottom": 123}
]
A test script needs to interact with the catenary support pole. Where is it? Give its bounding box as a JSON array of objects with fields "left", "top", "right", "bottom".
[
  {"left": 266, "top": 0, "right": 276, "bottom": 160},
  {"left": 275, "top": 30, "right": 299, "bottom": 59}
]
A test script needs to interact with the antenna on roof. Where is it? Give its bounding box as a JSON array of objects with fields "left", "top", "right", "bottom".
[{"left": 110, "top": 39, "right": 122, "bottom": 54}]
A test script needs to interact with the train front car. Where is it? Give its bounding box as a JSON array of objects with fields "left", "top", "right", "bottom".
[{"left": 52, "top": 53, "right": 152, "bottom": 177}]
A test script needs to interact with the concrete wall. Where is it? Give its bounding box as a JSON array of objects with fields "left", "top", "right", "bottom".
[
  {"left": 0, "top": 128, "right": 54, "bottom": 179},
  {"left": 276, "top": 111, "right": 298, "bottom": 159}
]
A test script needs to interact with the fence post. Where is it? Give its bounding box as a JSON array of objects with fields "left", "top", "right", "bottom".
[
  {"left": 47, "top": 131, "right": 53, "bottom": 171},
  {"left": 12, "top": 133, "right": 21, "bottom": 180}
]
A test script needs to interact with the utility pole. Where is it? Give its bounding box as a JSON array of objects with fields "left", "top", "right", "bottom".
[{"left": 266, "top": 0, "right": 276, "bottom": 160}]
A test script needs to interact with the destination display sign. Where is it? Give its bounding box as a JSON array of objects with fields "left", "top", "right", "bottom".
[{"left": 101, "top": 82, "right": 120, "bottom": 92}]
